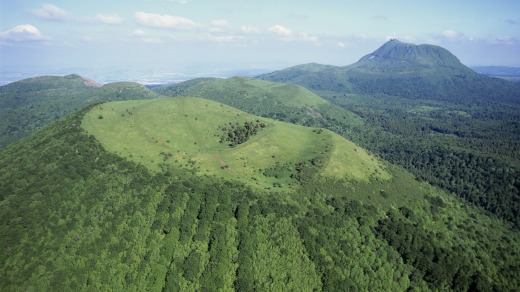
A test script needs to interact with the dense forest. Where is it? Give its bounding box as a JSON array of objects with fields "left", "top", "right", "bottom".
[
  {"left": 257, "top": 40, "right": 520, "bottom": 229},
  {"left": 326, "top": 93, "right": 520, "bottom": 228},
  {"left": 1, "top": 102, "right": 519, "bottom": 290}
]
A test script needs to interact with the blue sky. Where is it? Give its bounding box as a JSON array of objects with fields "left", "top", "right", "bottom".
[{"left": 1, "top": 0, "right": 520, "bottom": 81}]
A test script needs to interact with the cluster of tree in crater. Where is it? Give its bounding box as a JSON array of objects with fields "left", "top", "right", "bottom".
[{"left": 218, "top": 120, "right": 266, "bottom": 147}]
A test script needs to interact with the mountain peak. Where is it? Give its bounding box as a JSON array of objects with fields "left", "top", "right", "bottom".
[{"left": 353, "top": 40, "right": 462, "bottom": 69}]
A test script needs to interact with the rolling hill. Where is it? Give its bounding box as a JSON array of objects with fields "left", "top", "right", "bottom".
[
  {"left": 0, "top": 74, "right": 160, "bottom": 148},
  {"left": 258, "top": 40, "right": 520, "bottom": 228},
  {"left": 1, "top": 96, "right": 520, "bottom": 290},
  {"left": 153, "top": 76, "right": 365, "bottom": 139},
  {"left": 82, "top": 97, "right": 390, "bottom": 191},
  {"left": 155, "top": 76, "right": 343, "bottom": 121}
]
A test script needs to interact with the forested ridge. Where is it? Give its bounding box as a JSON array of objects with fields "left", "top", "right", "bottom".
[
  {"left": 1, "top": 102, "right": 519, "bottom": 290},
  {"left": 257, "top": 40, "right": 520, "bottom": 228},
  {"left": 0, "top": 74, "right": 159, "bottom": 148},
  {"left": 324, "top": 93, "right": 520, "bottom": 228}
]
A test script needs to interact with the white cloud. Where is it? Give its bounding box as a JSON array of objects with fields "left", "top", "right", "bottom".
[
  {"left": 337, "top": 41, "right": 346, "bottom": 48},
  {"left": 0, "top": 24, "right": 50, "bottom": 42},
  {"left": 210, "top": 19, "right": 231, "bottom": 32},
  {"left": 269, "top": 25, "right": 319, "bottom": 44},
  {"left": 270, "top": 25, "right": 292, "bottom": 37},
  {"left": 30, "top": 4, "right": 123, "bottom": 25},
  {"left": 207, "top": 34, "right": 243, "bottom": 43},
  {"left": 81, "top": 35, "right": 104, "bottom": 43},
  {"left": 241, "top": 25, "right": 260, "bottom": 34},
  {"left": 435, "top": 30, "right": 472, "bottom": 44},
  {"left": 133, "top": 29, "right": 146, "bottom": 37},
  {"left": 300, "top": 33, "right": 319, "bottom": 44},
  {"left": 95, "top": 14, "right": 123, "bottom": 25},
  {"left": 131, "top": 29, "right": 164, "bottom": 43},
  {"left": 396, "top": 35, "right": 417, "bottom": 43},
  {"left": 441, "top": 29, "right": 461, "bottom": 39},
  {"left": 170, "top": 0, "right": 192, "bottom": 4},
  {"left": 493, "top": 36, "right": 518, "bottom": 45},
  {"left": 30, "top": 4, "right": 72, "bottom": 21},
  {"left": 135, "top": 12, "right": 200, "bottom": 30},
  {"left": 141, "top": 37, "right": 164, "bottom": 44}
]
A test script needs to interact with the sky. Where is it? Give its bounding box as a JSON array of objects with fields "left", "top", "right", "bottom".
[{"left": 1, "top": 0, "right": 520, "bottom": 83}]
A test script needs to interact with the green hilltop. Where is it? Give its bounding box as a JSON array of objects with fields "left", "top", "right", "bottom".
[
  {"left": 156, "top": 76, "right": 326, "bottom": 107},
  {"left": 154, "top": 76, "right": 329, "bottom": 121},
  {"left": 153, "top": 76, "right": 364, "bottom": 138},
  {"left": 82, "top": 97, "right": 390, "bottom": 191},
  {"left": 0, "top": 74, "right": 160, "bottom": 148}
]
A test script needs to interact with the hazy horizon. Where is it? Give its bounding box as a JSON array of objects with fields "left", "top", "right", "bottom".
[{"left": 2, "top": 0, "right": 520, "bottom": 84}]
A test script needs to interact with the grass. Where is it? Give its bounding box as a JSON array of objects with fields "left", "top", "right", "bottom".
[
  {"left": 320, "top": 132, "right": 391, "bottom": 182},
  {"left": 82, "top": 97, "right": 390, "bottom": 190},
  {"left": 209, "top": 76, "right": 327, "bottom": 107}
]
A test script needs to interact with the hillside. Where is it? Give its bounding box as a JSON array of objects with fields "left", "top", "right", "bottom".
[
  {"left": 0, "top": 74, "right": 160, "bottom": 148},
  {"left": 259, "top": 39, "right": 520, "bottom": 103},
  {"left": 1, "top": 99, "right": 519, "bottom": 290},
  {"left": 258, "top": 40, "right": 520, "bottom": 228},
  {"left": 82, "top": 98, "right": 390, "bottom": 191},
  {"left": 153, "top": 76, "right": 364, "bottom": 137},
  {"left": 155, "top": 76, "right": 327, "bottom": 119},
  {"left": 256, "top": 64, "right": 353, "bottom": 94}
]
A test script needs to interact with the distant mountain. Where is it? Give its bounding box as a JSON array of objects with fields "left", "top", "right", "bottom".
[
  {"left": 351, "top": 39, "right": 463, "bottom": 71},
  {"left": 259, "top": 39, "right": 520, "bottom": 103},
  {"left": 472, "top": 66, "right": 520, "bottom": 83},
  {"left": 472, "top": 66, "right": 520, "bottom": 76},
  {"left": 0, "top": 74, "right": 160, "bottom": 148},
  {"left": 0, "top": 74, "right": 102, "bottom": 90}
]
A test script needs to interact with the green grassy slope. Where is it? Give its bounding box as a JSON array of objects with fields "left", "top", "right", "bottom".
[
  {"left": 0, "top": 74, "right": 160, "bottom": 148},
  {"left": 155, "top": 76, "right": 326, "bottom": 107},
  {"left": 82, "top": 97, "right": 389, "bottom": 191},
  {"left": 153, "top": 76, "right": 363, "bottom": 131},
  {"left": 1, "top": 102, "right": 519, "bottom": 291}
]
